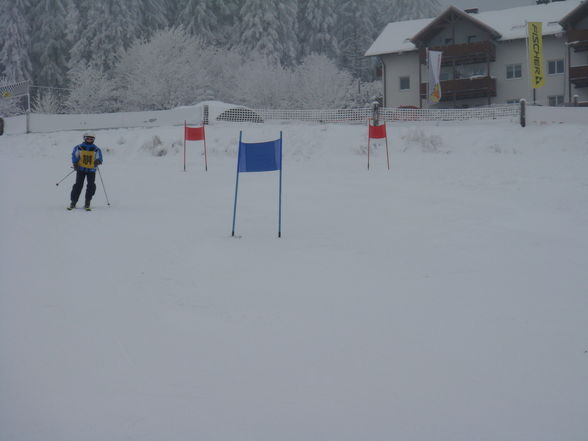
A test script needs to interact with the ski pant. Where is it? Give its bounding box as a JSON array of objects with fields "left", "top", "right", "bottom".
[{"left": 70, "top": 170, "right": 96, "bottom": 205}]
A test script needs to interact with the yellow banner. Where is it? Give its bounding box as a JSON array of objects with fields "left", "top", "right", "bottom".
[
  {"left": 78, "top": 150, "right": 96, "bottom": 168},
  {"left": 527, "top": 22, "right": 545, "bottom": 89}
]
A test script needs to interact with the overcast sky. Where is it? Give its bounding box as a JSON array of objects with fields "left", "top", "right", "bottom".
[{"left": 437, "top": 0, "right": 537, "bottom": 12}]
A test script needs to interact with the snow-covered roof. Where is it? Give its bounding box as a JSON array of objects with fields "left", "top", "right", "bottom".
[
  {"left": 560, "top": 0, "right": 588, "bottom": 28},
  {"left": 365, "top": 0, "right": 583, "bottom": 57}
]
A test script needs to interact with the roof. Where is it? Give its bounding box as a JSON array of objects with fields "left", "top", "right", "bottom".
[
  {"left": 411, "top": 6, "right": 502, "bottom": 45},
  {"left": 559, "top": 0, "right": 588, "bottom": 28},
  {"left": 365, "top": 0, "right": 583, "bottom": 57}
]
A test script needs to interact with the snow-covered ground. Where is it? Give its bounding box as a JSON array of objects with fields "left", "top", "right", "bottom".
[{"left": 1, "top": 118, "right": 587, "bottom": 441}]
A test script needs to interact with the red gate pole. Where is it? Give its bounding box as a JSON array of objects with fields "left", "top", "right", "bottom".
[
  {"left": 183, "top": 120, "right": 187, "bottom": 172},
  {"left": 203, "top": 128, "right": 208, "bottom": 172},
  {"left": 385, "top": 136, "right": 390, "bottom": 170},
  {"left": 367, "top": 119, "right": 371, "bottom": 170}
]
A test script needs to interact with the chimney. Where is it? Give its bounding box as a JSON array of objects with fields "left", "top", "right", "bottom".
[{"left": 465, "top": 8, "right": 479, "bottom": 14}]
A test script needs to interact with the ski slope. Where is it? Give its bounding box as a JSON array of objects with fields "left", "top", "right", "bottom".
[{"left": 1, "top": 118, "right": 587, "bottom": 441}]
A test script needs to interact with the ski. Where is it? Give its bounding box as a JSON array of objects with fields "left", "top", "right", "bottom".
[{"left": 66, "top": 206, "right": 92, "bottom": 211}]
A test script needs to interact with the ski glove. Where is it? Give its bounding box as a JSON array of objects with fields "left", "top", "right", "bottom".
[
  {"left": 73, "top": 163, "right": 79, "bottom": 171},
  {"left": 94, "top": 159, "right": 102, "bottom": 167}
]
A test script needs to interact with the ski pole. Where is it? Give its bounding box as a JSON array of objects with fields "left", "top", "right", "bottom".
[
  {"left": 97, "top": 166, "right": 111, "bottom": 206},
  {"left": 55, "top": 168, "right": 75, "bottom": 186}
]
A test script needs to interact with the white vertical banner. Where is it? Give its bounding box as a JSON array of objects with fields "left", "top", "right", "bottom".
[{"left": 428, "top": 50, "right": 443, "bottom": 104}]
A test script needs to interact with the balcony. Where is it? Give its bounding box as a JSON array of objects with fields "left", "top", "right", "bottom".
[
  {"left": 419, "top": 41, "right": 496, "bottom": 66},
  {"left": 566, "top": 29, "right": 588, "bottom": 52},
  {"left": 570, "top": 65, "right": 588, "bottom": 88},
  {"left": 420, "top": 77, "right": 497, "bottom": 101}
]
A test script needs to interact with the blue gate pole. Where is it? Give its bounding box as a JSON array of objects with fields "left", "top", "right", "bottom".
[
  {"left": 278, "top": 131, "right": 283, "bottom": 238},
  {"left": 231, "top": 131, "right": 242, "bottom": 237}
]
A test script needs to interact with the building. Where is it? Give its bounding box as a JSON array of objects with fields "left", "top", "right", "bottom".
[{"left": 365, "top": 1, "right": 588, "bottom": 108}]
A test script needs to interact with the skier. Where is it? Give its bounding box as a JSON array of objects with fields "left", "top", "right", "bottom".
[{"left": 68, "top": 133, "right": 103, "bottom": 211}]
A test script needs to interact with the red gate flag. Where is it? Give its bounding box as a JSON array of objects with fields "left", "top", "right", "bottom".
[
  {"left": 185, "top": 126, "right": 205, "bottom": 141},
  {"left": 367, "top": 120, "right": 390, "bottom": 171},
  {"left": 183, "top": 121, "right": 208, "bottom": 171},
  {"left": 368, "top": 123, "right": 387, "bottom": 139}
]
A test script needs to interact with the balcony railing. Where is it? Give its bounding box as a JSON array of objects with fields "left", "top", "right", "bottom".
[
  {"left": 570, "top": 65, "right": 588, "bottom": 88},
  {"left": 566, "top": 29, "right": 588, "bottom": 52},
  {"left": 420, "top": 77, "right": 497, "bottom": 101},
  {"left": 419, "top": 41, "right": 496, "bottom": 66}
]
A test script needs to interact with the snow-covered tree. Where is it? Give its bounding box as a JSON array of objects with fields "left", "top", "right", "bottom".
[
  {"left": 115, "top": 27, "right": 213, "bottom": 110},
  {"left": 372, "top": 0, "right": 441, "bottom": 35},
  {"left": 140, "top": 0, "right": 170, "bottom": 37},
  {"left": 178, "top": 0, "right": 218, "bottom": 43},
  {"left": 336, "top": 0, "right": 374, "bottom": 80},
  {"left": 234, "top": 53, "right": 295, "bottom": 108},
  {"left": 0, "top": 76, "right": 26, "bottom": 115},
  {"left": 238, "top": 0, "right": 297, "bottom": 67},
  {"left": 32, "top": 89, "right": 62, "bottom": 113},
  {"left": 200, "top": 47, "right": 245, "bottom": 104},
  {"left": 391, "top": 0, "right": 441, "bottom": 20},
  {"left": 29, "top": 0, "right": 77, "bottom": 87},
  {"left": 297, "top": 0, "right": 338, "bottom": 61},
  {"left": 69, "top": 0, "right": 142, "bottom": 72},
  {"left": 0, "top": 0, "right": 32, "bottom": 81},
  {"left": 208, "top": 0, "right": 241, "bottom": 46},
  {"left": 292, "top": 55, "right": 354, "bottom": 109},
  {"left": 232, "top": 53, "right": 360, "bottom": 109},
  {"left": 65, "top": 66, "right": 117, "bottom": 113},
  {"left": 275, "top": 0, "right": 298, "bottom": 66}
]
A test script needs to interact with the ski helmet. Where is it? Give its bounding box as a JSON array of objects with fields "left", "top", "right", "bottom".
[{"left": 83, "top": 132, "right": 96, "bottom": 142}]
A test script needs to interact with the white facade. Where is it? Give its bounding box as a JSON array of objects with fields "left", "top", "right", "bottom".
[
  {"left": 366, "top": 1, "right": 588, "bottom": 108},
  {"left": 381, "top": 52, "right": 420, "bottom": 107}
]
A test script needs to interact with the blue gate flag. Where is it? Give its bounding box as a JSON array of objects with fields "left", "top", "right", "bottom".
[
  {"left": 232, "top": 131, "right": 283, "bottom": 238},
  {"left": 238, "top": 139, "right": 282, "bottom": 172}
]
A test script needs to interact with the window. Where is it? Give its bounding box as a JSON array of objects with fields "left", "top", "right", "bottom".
[
  {"left": 467, "top": 35, "right": 477, "bottom": 43},
  {"left": 506, "top": 99, "right": 520, "bottom": 104},
  {"left": 548, "top": 95, "right": 564, "bottom": 106},
  {"left": 444, "top": 38, "right": 454, "bottom": 45},
  {"left": 506, "top": 63, "right": 522, "bottom": 79},
  {"left": 399, "top": 76, "right": 410, "bottom": 90},
  {"left": 458, "top": 64, "right": 486, "bottom": 79},
  {"left": 547, "top": 59, "right": 564, "bottom": 75},
  {"left": 440, "top": 72, "right": 450, "bottom": 81}
]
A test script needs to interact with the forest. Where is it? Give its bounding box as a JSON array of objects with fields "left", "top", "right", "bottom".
[{"left": 0, "top": 0, "right": 440, "bottom": 112}]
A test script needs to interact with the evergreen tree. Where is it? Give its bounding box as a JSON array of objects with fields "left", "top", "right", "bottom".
[
  {"left": 210, "top": 0, "right": 240, "bottom": 25},
  {"left": 0, "top": 0, "right": 32, "bottom": 81},
  {"left": 29, "top": 0, "right": 76, "bottom": 87},
  {"left": 178, "top": 0, "right": 217, "bottom": 43},
  {"left": 398, "top": 0, "right": 441, "bottom": 20},
  {"left": 297, "top": 0, "right": 338, "bottom": 61},
  {"left": 239, "top": 0, "right": 297, "bottom": 66},
  {"left": 141, "top": 0, "right": 170, "bottom": 37},
  {"left": 276, "top": 0, "right": 298, "bottom": 66},
  {"left": 69, "top": 0, "right": 142, "bottom": 72},
  {"left": 335, "top": 0, "right": 374, "bottom": 80},
  {"left": 375, "top": 0, "right": 441, "bottom": 28},
  {"left": 209, "top": 0, "right": 242, "bottom": 46}
]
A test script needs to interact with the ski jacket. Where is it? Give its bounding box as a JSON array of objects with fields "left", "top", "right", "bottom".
[{"left": 72, "top": 142, "right": 103, "bottom": 172}]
